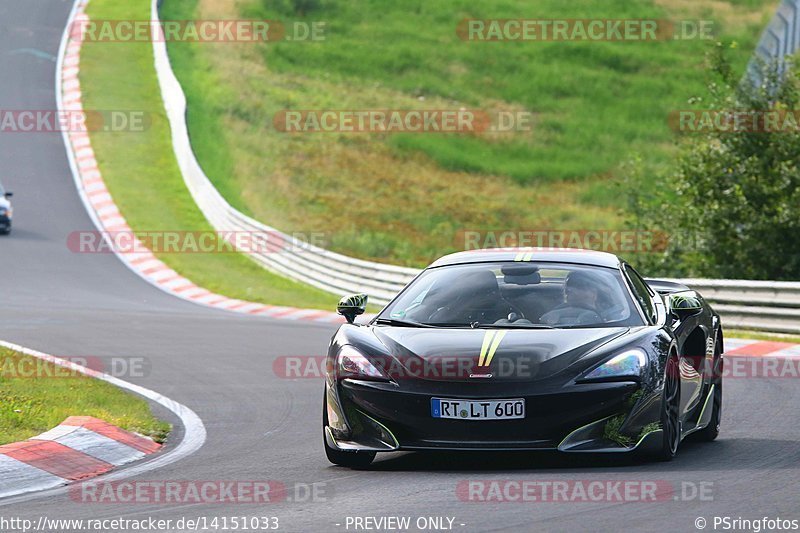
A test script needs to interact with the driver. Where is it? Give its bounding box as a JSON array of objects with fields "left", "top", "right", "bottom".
[{"left": 539, "top": 270, "right": 603, "bottom": 326}]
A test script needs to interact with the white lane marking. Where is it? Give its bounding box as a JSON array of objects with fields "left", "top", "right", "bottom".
[
  {"left": 6, "top": 48, "right": 57, "bottom": 62},
  {"left": 54, "top": 0, "right": 340, "bottom": 325},
  {"left": 0, "top": 339, "right": 206, "bottom": 504}
]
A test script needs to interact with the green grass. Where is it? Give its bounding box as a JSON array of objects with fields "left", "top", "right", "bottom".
[
  {"left": 0, "top": 349, "right": 169, "bottom": 445},
  {"left": 603, "top": 413, "right": 634, "bottom": 446},
  {"left": 726, "top": 329, "right": 800, "bottom": 344},
  {"left": 79, "top": 0, "right": 339, "bottom": 311},
  {"left": 160, "top": 0, "right": 774, "bottom": 266}
]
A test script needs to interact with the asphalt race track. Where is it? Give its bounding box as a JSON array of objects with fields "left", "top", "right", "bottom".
[{"left": 0, "top": 2, "right": 799, "bottom": 532}]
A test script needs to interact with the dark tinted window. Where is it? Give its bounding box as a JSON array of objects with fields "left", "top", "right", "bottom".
[
  {"left": 624, "top": 265, "right": 656, "bottom": 324},
  {"left": 379, "top": 262, "right": 645, "bottom": 328}
]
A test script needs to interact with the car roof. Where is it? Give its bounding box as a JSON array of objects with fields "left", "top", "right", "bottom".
[{"left": 428, "top": 248, "right": 622, "bottom": 269}]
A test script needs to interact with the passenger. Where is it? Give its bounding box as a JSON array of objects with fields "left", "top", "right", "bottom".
[{"left": 539, "top": 270, "right": 603, "bottom": 326}]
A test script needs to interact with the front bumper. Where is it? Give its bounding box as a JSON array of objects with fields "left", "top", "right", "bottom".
[{"left": 326, "top": 378, "right": 660, "bottom": 454}]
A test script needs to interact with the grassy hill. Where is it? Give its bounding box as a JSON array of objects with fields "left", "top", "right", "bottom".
[
  {"left": 79, "top": 0, "right": 341, "bottom": 310},
  {"left": 162, "top": 0, "right": 774, "bottom": 266}
]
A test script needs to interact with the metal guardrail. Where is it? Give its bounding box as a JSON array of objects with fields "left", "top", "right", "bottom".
[
  {"left": 746, "top": 0, "right": 800, "bottom": 84},
  {"left": 152, "top": 0, "right": 800, "bottom": 330},
  {"left": 150, "top": 0, "right": 418, "bottom": 306},
  {"left": 673, "top": 279, "right": 800, "bottom": 335}
]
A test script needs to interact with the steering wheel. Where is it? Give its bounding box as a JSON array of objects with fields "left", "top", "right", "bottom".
[
  {"left": 601, "top": 304, "right": 627, "bottom": 322},
  {"left": 428, "top": 300, "right": 525, "bottom": 324},
  {"left": 504, "top": 301, "right": 526, "bottom": 321},
  {"left": 541, "top": 304, "right": 601, "bottom": 326}
]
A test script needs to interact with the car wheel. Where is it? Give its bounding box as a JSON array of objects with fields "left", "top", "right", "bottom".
[
  {"left": 323, "top": 394, "right": 375, "bottom": 468},
  {"left": 655, "top": 355, "right": 681, "bottom": 461},
  {"left": 696, "top": 343, "right": 722, "bottom": 441}
]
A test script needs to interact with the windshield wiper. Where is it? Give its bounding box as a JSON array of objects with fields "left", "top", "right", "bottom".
[
  {"left": 374, "top": 318, "right": 437, "bottom": 328},
  {"left": 471, "top": 322, "right": 555, "bottom": 329}
]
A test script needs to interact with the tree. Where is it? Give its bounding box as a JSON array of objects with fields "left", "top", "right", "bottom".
[{"left": 626, "top": 43, "right": 800, "bottom": 280}]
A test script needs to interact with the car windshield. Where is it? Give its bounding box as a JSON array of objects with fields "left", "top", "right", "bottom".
[{"left": 378, "top": 262, "right": 645, "bottom": 328}]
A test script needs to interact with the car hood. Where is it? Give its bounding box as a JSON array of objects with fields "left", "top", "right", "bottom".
[
  {"left": 370, "top": 326, "right": 629, "bottom": 382},
  {"left": 0, "top": 197, "right": 9, "bottom": 209}
]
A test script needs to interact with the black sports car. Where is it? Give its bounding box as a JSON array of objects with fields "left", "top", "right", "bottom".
[
  {"left": 0, "top": 182, "right": 12, "bottom": 235},
  {"left": 323, "top": 248, "right": 723, "bottom": 468}
]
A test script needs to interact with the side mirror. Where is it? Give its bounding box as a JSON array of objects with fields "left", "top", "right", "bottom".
[
  {"left": 337, "top": 293, "right": 367, "bottom": 324},
  {"left": 4, "top": 192, "right": 12, "bottom": 198},
  {"left": 669, "top": 292, "right": 703, "bottom": 321}
]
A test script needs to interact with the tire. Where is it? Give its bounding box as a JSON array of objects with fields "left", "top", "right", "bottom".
[
  {"left": 323, "top": 393, "right": 376, "bottom": 469},
  {"left": 654, "top": 355, "right": 681, "bottom": 461},
  {"left": 696, "top": 341, "right": 722, "bottom": 442}
]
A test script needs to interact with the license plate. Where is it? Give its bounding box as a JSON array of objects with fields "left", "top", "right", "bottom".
[{"left": 431, "top": 398, "right": 525, "bottom": 420}]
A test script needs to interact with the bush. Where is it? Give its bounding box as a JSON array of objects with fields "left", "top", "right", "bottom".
[{"left": 625, "top": 44, "right": 800, "bottom": 280}]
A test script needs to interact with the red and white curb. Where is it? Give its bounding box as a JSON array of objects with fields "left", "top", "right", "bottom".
[
  {"left": 0, "top": 338, "right": 205, "bottom": 505},
  {"left": 55, "top": 5, "right": 800, "bottom": 336},
  {"left": 0, "top": 417, "right": 160, "bottom": 499},
  {"left": 57, "top": 1, "right": 344, "bottom": 324},
  {"left": 0, "top": 338, "right": 794, "bottom": 501},
  {"left": 724, "top": 339, "right": 800, "bottom": 358}
]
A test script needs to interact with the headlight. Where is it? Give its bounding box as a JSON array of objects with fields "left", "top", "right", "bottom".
[
  {"left": 579, "top": 349, "right": 647, "bottom": 382},
  {"left": 336, "top": 345, "right": 388, "bottom": 381}
]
